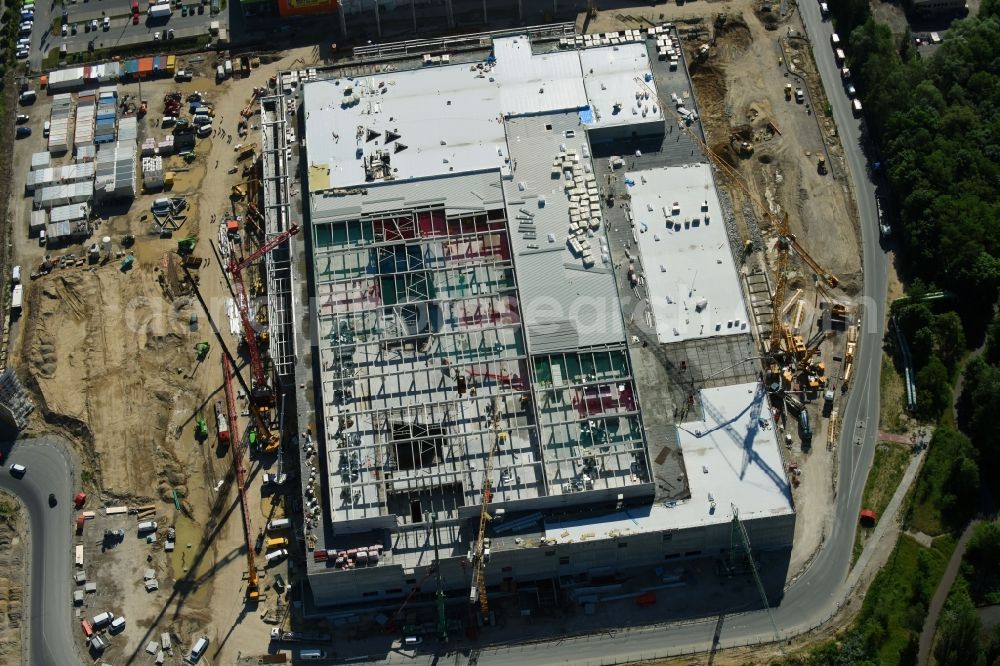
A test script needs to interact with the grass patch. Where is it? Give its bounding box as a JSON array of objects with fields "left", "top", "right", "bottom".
[
  {"left": 852, "top": 441, "right": 912, "bottom": 565},
  {"left": 880, "top": 353, "right": 909, "bottom": 434},
  {"left": 856, "top": 534, "right": 950, "bottom": 664},
  {"left": 906, "top": 426, "right": 978, "bottom": 536}
]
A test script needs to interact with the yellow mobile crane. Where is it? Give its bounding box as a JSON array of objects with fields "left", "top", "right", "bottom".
[{"left": 469, "top": 396, "right": 506, "bottom": 621}]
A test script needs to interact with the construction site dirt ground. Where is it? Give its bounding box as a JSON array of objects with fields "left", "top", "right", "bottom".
[
  {"left": 584, "top": 1, "right": 862, "bottom": 584},
  {"left": 0, "top": 494, "right": 26, "bottom": 665},
  {"left": 6, "top": 47, "right": 325, "bottom": 663}
]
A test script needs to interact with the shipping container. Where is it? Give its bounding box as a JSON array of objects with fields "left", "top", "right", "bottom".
[{"left": 11, "top": 285, "right": 23, "bottom": 310}]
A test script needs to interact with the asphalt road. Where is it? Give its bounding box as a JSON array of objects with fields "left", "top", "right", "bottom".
[
  {"left": 0, "top": 438, "right": 78, "bottom": 666},
  {"left": 468, "top": 4, "right": 892, "bottom": 662}
]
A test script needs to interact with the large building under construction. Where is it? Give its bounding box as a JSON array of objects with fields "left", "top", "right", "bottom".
[{"left": 262, "top": 27, "right": 796, "bottom": 609}]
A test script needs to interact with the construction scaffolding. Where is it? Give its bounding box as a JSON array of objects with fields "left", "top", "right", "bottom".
[{"left": 259, "top": 91, "right": 298, "bottom": 389}]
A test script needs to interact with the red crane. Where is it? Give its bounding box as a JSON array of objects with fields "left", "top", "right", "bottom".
[
  {"left": 227, "top": 224, "right": 301, "bottom": 405},
  {"left": 223, "top": 353, "right": 260, "bottom": 600}
]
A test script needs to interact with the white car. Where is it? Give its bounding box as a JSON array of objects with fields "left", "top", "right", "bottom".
[
  {"left": 102, "top": 16, "right": 110, "bottom": 30},
  {"left": 43, "top": 120, "right": 50, "bottom": 136},
  {"left": 16, "top": 49, "right": 30, "bottom": 59},
  {"left": 10, "top": 464, "right": 26, "bottom": 477},
  {"left": 90, "top": 18, "right": 98, "bottom": 31},
  {"left": 846, "top": 84, "right": 857, "bottom": 98},
  {"left": 61, "top": 23, "right": 68, "bottom": 36},
  {"left": 153, "top": 31, "right": 160, "bottom": 40}
]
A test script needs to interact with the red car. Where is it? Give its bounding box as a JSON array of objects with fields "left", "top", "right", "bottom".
[{"left": 132, "top": 13, "right": 139, "bottom": 24}]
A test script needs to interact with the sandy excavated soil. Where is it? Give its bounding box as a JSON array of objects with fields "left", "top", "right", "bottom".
[
  {"left": 0, "top": 494, "right": 26, "bottom": 666},
  {"left": 22, "top": 265, "right": 197, "bottom": 503}
]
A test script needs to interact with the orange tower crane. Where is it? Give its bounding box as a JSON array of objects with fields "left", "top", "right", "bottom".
[
  {"left": 223, "top": 353, "right": 260, "bottom": 600},
  {"left": 227, "top": 223, "right": 301, "bottom": 408}
]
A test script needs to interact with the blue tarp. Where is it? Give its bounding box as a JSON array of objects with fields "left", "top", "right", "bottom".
[{"left": 579, "top": 106, "right": 594, "bottom": 124}]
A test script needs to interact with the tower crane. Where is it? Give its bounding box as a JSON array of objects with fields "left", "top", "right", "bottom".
[
  {"left": 223, "top": 353, "right": 260, "bottom": 601},
  {"left": 469, "top": 395, "right": 506, "bottom": 621},
  {"left": 227, "top": 223, "right": 301, "bottom": 408},
  {"left": 633, "top": 78, "right": 838, "bottom": 361}
]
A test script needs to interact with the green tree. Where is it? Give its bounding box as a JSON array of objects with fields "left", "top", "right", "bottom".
[
  {"left": 934, "top": 602, "right": 984, "bottom": 666},
  {"left": 916, "top": 356, "right": 951, "bottom": 419}
]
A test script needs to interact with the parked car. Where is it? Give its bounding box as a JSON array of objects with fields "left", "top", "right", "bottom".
[
  {"left": 132, "top": 13, "right": 139, "bottom": 24},
  {"left": 48, "top": 493, "right": 57, "bottom": 506},
  {"left": 15, "top": 127, "right": 31, "bottom": 139},
  {"left": 795, "top": 88, "right": 804, "bottom": 103},
  {"left": 90, "top": 19, "right": 98, "bottom": 31},
  {"left": 61, "top": 23, "right": 68, "bottom": 36},
  {"left": 43, "top": 121, "right": 50, "bottom": 136},
  {"left": 102, "top": 16, "right": 110, "bottom": 30},
  {"left": 16, "top": 49, "right": 30, "bottom": 59},
  {"left": 846, "top": 84, "right": 857, "bottom": 98},
  {"left": 15, "top": 114, "right": 30, "bottom": 124}
]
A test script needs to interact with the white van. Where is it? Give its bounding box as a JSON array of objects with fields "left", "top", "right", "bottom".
[
  {"left": 109, "top": 616, "right": 126, "bottom": 632},
  {"left": 137, "top": 520, "right": 157, "bottom": 533},
  {"left": 300, "top": 649, "right": 327, "bottom": 660},
  {"left": 190, "top": 636, "right": 209, "bottom": 662},
  {"left": 265, "top": 549, "right": 288, "bottom": 566},
  {"left": 92, "top": 611, "right": 114, "bottom": 627},
  {"left": 12, "top": 266, "right": 21, "bottom": 284},
  {"left": 192, "top": 114, "right": 212, "bottom": 127},
  {"left": 852, "top": 99, "right": 863, "bottom": 116},
  {"left": 196, "top": 124, "right": 213, "bottom": 138},
  {"left": 267, "top": 518, "right": 290, "bottom": 531},
  {"left": 830, "top": 32, "right": 840, "bottom": 46}
]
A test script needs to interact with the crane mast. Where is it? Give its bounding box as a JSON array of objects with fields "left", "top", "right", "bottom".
[
  {"left": 470, "top": 395, "right": 505, "bottom": 621},
  {"left": 223, "top": 354, "right": 259, "bottom": 600}
]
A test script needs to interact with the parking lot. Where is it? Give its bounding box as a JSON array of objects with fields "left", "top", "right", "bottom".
[{"left": 35, "top": 0, "right": 225, "bottom": 69}]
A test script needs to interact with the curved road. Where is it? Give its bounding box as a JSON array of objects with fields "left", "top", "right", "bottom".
[
  {"left": 470, "top": 5, "right": 891, "bottom": 663},
  {"left": 0, "top": 438, "right": 78, "bottom": 666}
]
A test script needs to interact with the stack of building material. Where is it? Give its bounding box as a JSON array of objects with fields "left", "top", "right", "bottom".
[
  {"left": 140, "top": 137, "right": 157, "bottom": 157},
  {"left": 142, "top": 156, "right": 164, "bottom": 191},
  {"left": 48, "top": 94, "right": 73, "bottom": 154},
  {"left": 47, "top": 203, "right": 91, "bottom": 244},
  {"left": 74, "top": 93, "right": 96, "bottom": 150},
  {"left": 558, "top": 148, "right": 603, "bottom": 268},
  {"left": 95, "top": 141, "right": 137, "bottom": 202},
  {"left": 157, "top": 135, "right": 175, "bottom": 155},
  {"left": 118, "top": 116, "right": 138, "bottom": 144},
  {"left": 30, "top": 151, "right": 50, "bottom": 171}
]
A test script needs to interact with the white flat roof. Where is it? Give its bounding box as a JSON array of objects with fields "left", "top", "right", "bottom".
[
  {"left": 302, "top": 65, "right": 510, "bottom": 192},
  {"left": 492, "top": 36, "right": 588, "bottom": 117},
  {"left": 580, "top": 44, "right": 662, "bottom": 129},
  {"left": 545, "top": 382, "right": 793, "bottom": 543},
  {"left": 303, "top": 36, "right": 662, "bottom": 192},
  {"left": 626, "top": 164, "right": 749, "bottom": 343}
]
